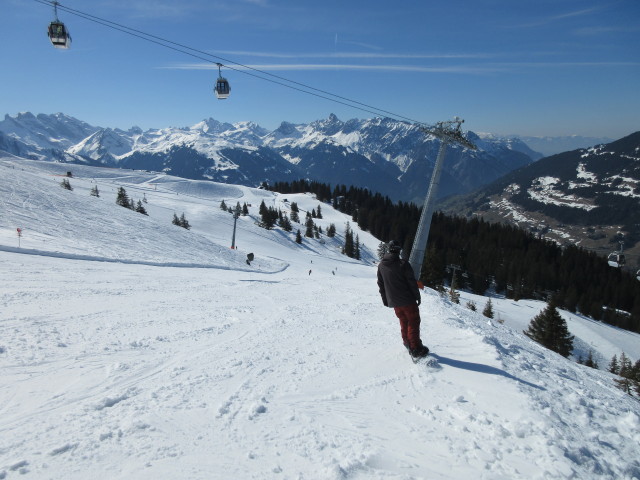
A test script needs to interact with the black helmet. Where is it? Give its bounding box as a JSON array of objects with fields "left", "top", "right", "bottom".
[{"left": 387, "top": 240, "right": 401, "bottom": 253}]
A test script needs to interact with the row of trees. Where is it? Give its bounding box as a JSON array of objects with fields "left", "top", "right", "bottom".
[
  {"left": 116, "top": 187, "right": 148, "bottom": 216},
  {"left": 265, "top": 179, "right": 640, "bottom": 334},
  {"left": 253, "top": 198, "right": 361, "bottom": 258}
]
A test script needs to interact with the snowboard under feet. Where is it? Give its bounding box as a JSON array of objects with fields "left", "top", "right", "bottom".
[{"left": 411, "top": 353, "right": 441, "bottom": 370}]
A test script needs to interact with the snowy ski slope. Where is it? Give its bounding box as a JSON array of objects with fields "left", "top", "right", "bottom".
[{"left": 1, "top": 155, "right": 639, "bottom": 479}]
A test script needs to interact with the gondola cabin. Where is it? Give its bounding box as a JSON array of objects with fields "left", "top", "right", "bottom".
[
  {"left": 607, "top": 252, "right": 625, "bottom": 268},
  {"left": 48, "top": 21, "right": 71, "bottom": 49},
  {"left": 214, "top": 77, "right": 230, "bottom": 99}
]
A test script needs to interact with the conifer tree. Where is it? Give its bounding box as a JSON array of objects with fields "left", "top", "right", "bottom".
[
  {"left": 466, "top": 300, "right": 477, "bottom": 312},
  {"left": 326, "top": 223, "right": 336, "bottom": 238},
  {"left": 482, "top": 298, "right": 494, "bottom": 319},
  {"left": 90, "top": 185, "right": 100, "bottom": 197},
  {"left": 355, "top": 234, "right": 361, "bottom": 260},
  {"left": 60, "top": 178, "right": 72, "bottom": 190},
  {"left": 179, "top": 213, "right": 190, "bottom": 230},
  {"left": 242, "top": 203, "right": 249, "bottom": 215},
  {"left": 523, "top": 299, "right": 574, "bottom": 357},
  {"left": 136, "top": 200, "right": 148, "bottom": 216},
  {"left": 295, "top": 229, "right": 302, "bottom": 244},
  {"left": 220, "top": 200, "right": 227, "bottom": 211},
  {"left": 613, "top": 352, "right": 636, "bottom": 395},
  {"left": 583, "top": 350, "right": 598, "bottom": 369},
  {"left": 305, "top": 217, "right": 314, "bottom": 238},
  {"left": 172, "top": 213, "right": 181, "bottom": 226},
  {"left": 343, "top": 222, "right": 354, "bottom": 257},
  {"left": 316, "top": 204, "right": 323, "bottom": 219},
  {"left": 116, "top": 187, "right": 130, "bottom": 208},
  {"left": 279, "top": 214, "right": 292, "bottom": 232},
  {"left": 608, "top": 354, "right": 619, "bottom": 374}
]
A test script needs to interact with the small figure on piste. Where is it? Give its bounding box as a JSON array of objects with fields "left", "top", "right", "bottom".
[{"left": 377, "top": 240, "right": 429, "bottom": 360}]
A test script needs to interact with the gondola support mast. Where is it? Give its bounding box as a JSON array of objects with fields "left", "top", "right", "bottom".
[{"left": 408, "top": 117, "right": 477, "bottom": 284}]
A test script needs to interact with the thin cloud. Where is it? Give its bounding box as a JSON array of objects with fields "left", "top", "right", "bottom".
[
  {"left": 512, "top": 7, "right": 601, "bottom": 28},
  {"left": 161, "top": 60, "right": 640, "bottom": 75},
  {"left": 550, "top": 7, "right": 600, "bottom": 21},
  {"left": 162, "top": 63, "right": 502, "bottom": 74},
  {"left": 573, "top": 25, "right": 640, "bottom": 36},
  {"left": 213, "top": 50, "right": 494, "bottom": 60}
]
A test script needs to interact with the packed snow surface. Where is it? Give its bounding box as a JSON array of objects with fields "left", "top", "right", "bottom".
[{"left": 1, "top": 156, "right": 639, "bottom": 479}]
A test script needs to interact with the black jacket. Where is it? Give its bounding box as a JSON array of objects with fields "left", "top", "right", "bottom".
[{"left": 377, "top": 253, "right": 420, "bottom": 308}]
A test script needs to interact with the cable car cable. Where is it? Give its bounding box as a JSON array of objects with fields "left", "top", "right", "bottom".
[{"left": 33, "top": 0, "right": 427, "bottom": 126}]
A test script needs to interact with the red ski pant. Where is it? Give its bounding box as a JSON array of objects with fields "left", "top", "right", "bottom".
[{"left": 393, "top": 304, "right": 423, "bottom": 350}]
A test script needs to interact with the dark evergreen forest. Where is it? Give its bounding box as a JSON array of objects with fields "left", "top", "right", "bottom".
[{"left": 266, "top": 179, "right": 640, "bottom": 334}]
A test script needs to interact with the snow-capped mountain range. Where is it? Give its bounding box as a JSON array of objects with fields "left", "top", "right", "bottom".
[{"left": 0, "top": 112, "right": 541, "bottom": 203}]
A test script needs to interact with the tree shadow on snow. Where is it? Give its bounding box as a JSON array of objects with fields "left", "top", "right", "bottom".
[{"left": 430, "top": 354, "right": 546, "bottom": 391}]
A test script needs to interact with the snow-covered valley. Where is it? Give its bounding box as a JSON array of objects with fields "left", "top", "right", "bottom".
[{"left": 1, "top": 155, "right": 639, "bottom": 479}]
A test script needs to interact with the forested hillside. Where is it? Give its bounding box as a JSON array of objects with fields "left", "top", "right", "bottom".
[{"left": 267, "top": 180, "right": 640, "bottom": 333}]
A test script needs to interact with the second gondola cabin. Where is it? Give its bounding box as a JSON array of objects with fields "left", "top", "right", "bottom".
[
  {"left": 214, "top": 77, "right": 230, "bottom": 99},
  {"left": 214, "top": 63, "right": 230, "bottom": 99},
  {"left": 48, "top": 21, "right": 71, "bottom": 49}
]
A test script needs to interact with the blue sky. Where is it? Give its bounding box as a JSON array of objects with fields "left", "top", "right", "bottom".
[{"left": 3, "top": 0, "right": 639, "bottom": 138}]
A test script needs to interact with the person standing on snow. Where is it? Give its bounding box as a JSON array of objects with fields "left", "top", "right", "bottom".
[{"left": 377, "top": 240, "right": 429, "bottom": 358}]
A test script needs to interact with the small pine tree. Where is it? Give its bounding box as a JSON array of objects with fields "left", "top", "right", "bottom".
[
  {"left": 482, "top": 298, "right": 494, "bottom": 319},
  {"left": 343, "top": 222, "right": 354, "bottom": 257},
  {"left": 316, "top": 204, "right": 323, "bottom": 219},
  {"left": 295, "top": 229, "right": 302, "bottom": 244},
  {"left": 179, "top": 213, "right": 191, "bottom": 230},
  {"left": 355, "top": 234, "right": 361, "bottom": 260},
  {"left": 90, "top": 185, "right": 100, "bottom": 197},
  {"left": 220, "top": 200, "right": 227, "bottom": 211},
  {"left": 172, "top": 213, "right": 181, "bottom": 226},
  {"left": 327, "top": 223, "right": 336, "bottom": 238},
  {"left": 116, "top": 187, "right": 130, "bottom": 208},
  {"left": 608, "top": 354, "right": 619, "bottom": 374},
  {"left": 60, "top": 178, "right": 72, "bottom": 190},
  {"left": 583, "top": 350, "right": 598, "bottom": 369},
  {"left": 279, "top": 214, "right": 293, "bottom": 232},
  {"left": 466, "top": 300, "right": 477, "bottom": 312},
  {"left": 523, "top": 299, "right": 574, "bottom": 358},
  {"left": 305, "top": 217, "right": 314, "bottom": 238},
  {"left": 242, "top": 203, "right": 249, "bottom": 215},
  {"left": 136, "top": 200, "right": 148, "bottom": 216}
]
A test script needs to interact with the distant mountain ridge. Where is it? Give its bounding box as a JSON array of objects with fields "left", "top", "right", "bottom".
[
  {"left": 1, "top": 111, "right": 539, "bottom": 202},
  {"left": 439, "top": 132, "right": 640, "bottom": 267}
]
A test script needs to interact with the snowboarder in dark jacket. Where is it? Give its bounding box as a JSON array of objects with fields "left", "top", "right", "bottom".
[{"left": 377, "top": 240, "right": 429, "bottom": 358}]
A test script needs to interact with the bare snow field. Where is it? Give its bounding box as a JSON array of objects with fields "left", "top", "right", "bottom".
[{"left": 1, "top": 156, "right": 639, "bottom": 479}]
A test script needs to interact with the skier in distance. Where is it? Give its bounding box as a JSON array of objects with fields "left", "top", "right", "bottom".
[{"left": 377, "top": 240, "right": 429, "bottom": 359}]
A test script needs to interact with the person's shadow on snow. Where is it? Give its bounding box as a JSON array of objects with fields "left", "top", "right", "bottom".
[{"left": 430, "top": 354, "right": 545, "bottom": 391}]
